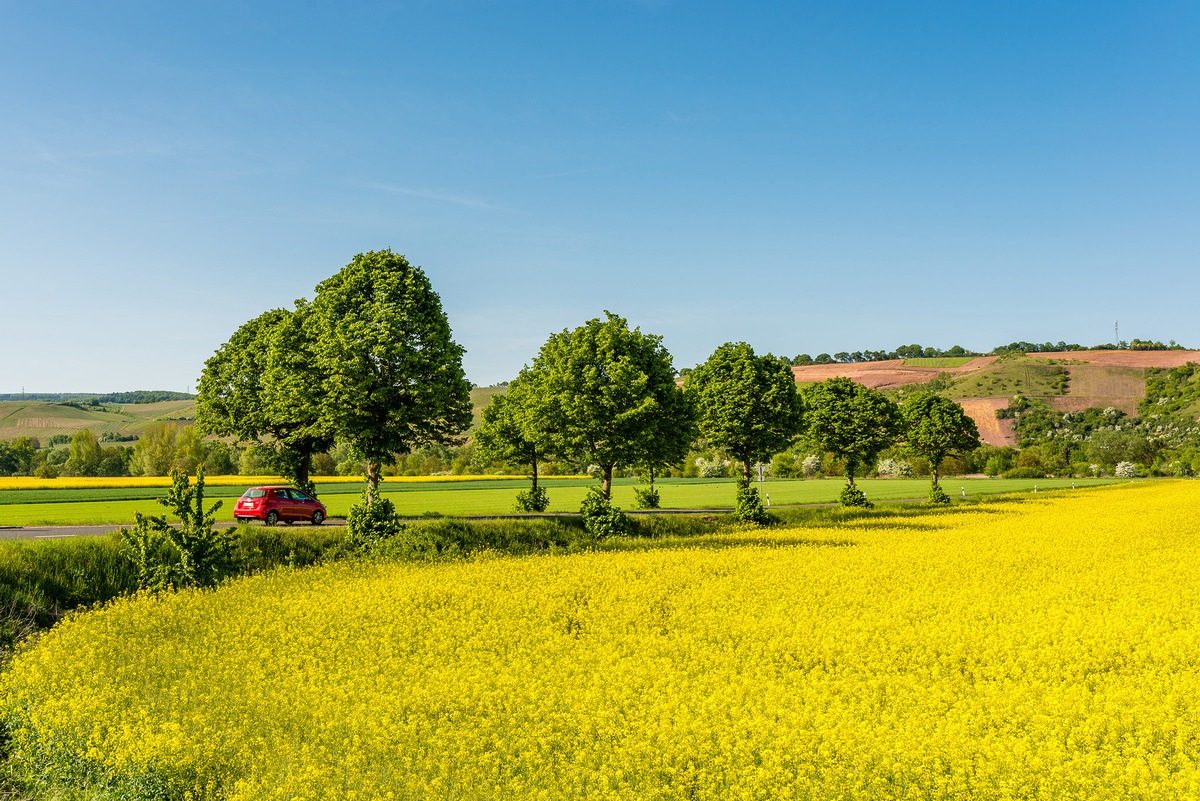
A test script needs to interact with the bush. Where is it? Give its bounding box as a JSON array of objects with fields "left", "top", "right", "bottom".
[
  {"left": 514, "top": 486, "right": 550, "bottom": 513},
  {"left": 1002, "top": 466, "right": 1046, "bottom": 479},
  {"left": 734, "top": 485, "right": 771, "bottom": 525},
  {"left": 928, "top": 485, "right": 951, "bottom": 505},
  {"left": 1115, "top": 461, "right": 1137, "bottom": 478},
  {"left": 346, "top": 495, "right": 404, "bottom": 546},
  {"left": 632, "top": 485, "right": 661, "bottom": 509},
  {"left": 579, "top": 489, "right": 632, "bottom": 538},
  {"left": 839, "top": 484, "right": 873, "bottom": 508},
  {"left": 120, "top": 468, "right": 236, "bottom": 591}
]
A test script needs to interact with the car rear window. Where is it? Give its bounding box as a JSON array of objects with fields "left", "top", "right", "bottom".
[{"left": 242, "top": 489, "right": 267, "bottom": 499}]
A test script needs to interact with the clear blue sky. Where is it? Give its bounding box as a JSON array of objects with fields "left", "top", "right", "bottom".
[{"left": 2, "top": 1, "right": 1197, "bottom": 392}]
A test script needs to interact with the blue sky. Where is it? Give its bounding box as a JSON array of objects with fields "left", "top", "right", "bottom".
[{"left": 1, "top": 1, "right": 1197, "bottom": 392}]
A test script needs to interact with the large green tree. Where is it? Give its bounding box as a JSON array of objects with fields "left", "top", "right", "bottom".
[
  {"left": 473, "top": 376, "right": 555, "bottom": 510},
  {"left": 310, "top": 249, "right": 473, "bottom": 500},
  {"left": 523, "top": 312, "right": 693, "bottom": 500},
  {"left": 802, "top": 377, "right": 903, "bottom": 507},
  {"left": 196, "top": 304, "right": 332, "bottom": 492},
  {"left": 900, "top": 391, "right": 980, "bottom": 503},
  {"left": 686, "top": 342, "right": 804, "bottom": 488}
]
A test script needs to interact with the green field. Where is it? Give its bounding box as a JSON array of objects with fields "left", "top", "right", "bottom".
[
  {"left": 901, "top": 356, "right": 975, "bottom": 368},
  {"left": 0, "top": 477, "right": 1126, "bottom": 527},
  {"left": 943, "top": 359, "right": 1072, "bottom": 398}
]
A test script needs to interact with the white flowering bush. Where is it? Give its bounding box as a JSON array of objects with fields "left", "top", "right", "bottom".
[
  {"left": 693, "top": 456, "right": 730, "bottom": 478},
  {"left": 1115, "top": 461, "right": 1137, "bottom": 478},
  {"left": 801, "top": 455, "right": 821, "bottom": 476},
  {"left": 875, "top": 458, "right": 913, "bottom": 478}
]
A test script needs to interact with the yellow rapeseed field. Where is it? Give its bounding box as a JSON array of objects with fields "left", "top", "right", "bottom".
[{"left": 3, "top": 481, "right": 1200, "bottom": 799}]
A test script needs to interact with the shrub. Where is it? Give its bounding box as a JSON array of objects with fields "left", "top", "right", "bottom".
[
  {"left": 514, "top": 486, "right": 550, "bottom": 513},
  {"left": 875, "top": 458, "right": 912, "bottom": 477},
  {"left": 734, "top": 485, "right": 771, "bottom": 525},
  {"left": 579, "top": 489, "right": 632, "bottom": 538},
  {"left": 632, "top": 485, "right": 661, "bottom": 509},
  {"left": 1003, "top": 466, "right": 1046, "bottom": 479},
  {"left": 801, "top": 454, "right": 821, "bottom": 476},
  {"left": 1115, "top": 461, "right": 1137, "bottom": 478},
  {"left": 928, "top": 485, "right": 951, "bottom": 505},
  {"left": 346, "top": 495, "right": 404, "bottom": 546},
  {"left": 120, "top": 468, "right": 236, "bottom": 591},
  {"left": 839, "top": 484, "right": 873, "bottom": 508}
]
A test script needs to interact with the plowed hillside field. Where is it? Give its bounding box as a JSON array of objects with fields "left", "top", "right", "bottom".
[
  {"left": 1031, "top": 350, "right": 1200, "bottom": 367},
  {"left": 792, "top": 357, "right": 997, "bottom": 389},
  {"left": 956, "top": 398, "right": 1016, "bottom": 447}
]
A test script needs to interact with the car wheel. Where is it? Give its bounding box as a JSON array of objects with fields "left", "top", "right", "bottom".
[
  {"left": 311, "top": 510, "right": 325, "bottom": 525},
  {"left": 265, "top": 510, "right": 279, "bottom": 526}
]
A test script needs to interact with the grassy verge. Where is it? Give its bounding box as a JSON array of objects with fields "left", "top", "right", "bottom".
[{"left": 0, "top": 477, "right": 1125, "bottom": 527}]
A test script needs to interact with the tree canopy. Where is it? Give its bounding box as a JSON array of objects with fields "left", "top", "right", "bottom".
[
  {"left": 522, "top": 311, "right": 693, "bottom": 500},
  {"left": 802, "top": 377, "right": 903, "bottom": 506},
  {"left": 309, "top": 249, "right": 473, "bottom": 498},
  {"left": 900, "top": 391, "right": 980, "bottom": 501},
  {"left": 686, "top": 342, "right": 803, "bottom": 488},
  {"left": 195, "top": 305, "right": 332, "bottom": 491}
]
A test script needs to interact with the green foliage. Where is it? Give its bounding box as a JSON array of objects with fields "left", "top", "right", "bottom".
[
  {"left": 838, "top": 483, "right": 873, "bottom": 508},
  {"left": 474, "top": 381, "right": 554, "bottom": 503},
  {"left": 579, "top": 488, "right": 633, "bottom": 538},
  {"left": 521, "top": 311, "right": 694, "bottom": 500},
  {"left": 734, "top": 485, "right": 770, "bottom": 525},
  {"left": 802, "top": 377, "right": 902, "bottom": 506},
  {"left": 311, "top": 250, "right": 473, "bottom": 497},
  {"left": 346, "top": 494, "right": 404, "bottom": 546},
  {"left": 632, "top": 485, "right": 661, "bottom": 509},
  {"left": 514, "top": 485, "right": 550, "bottom": 512},
  {"left": 119, "top": 467, "right": 236, "bottom": 591},
  {"left": 1141, "top": 363, "right": 1200, "bottom": 418},
  {"left": 928, "top": 484, "right": 951, "bottom": 505},
  {"left": 196, "top": 304, "right": 333, "bottom": 490},
  {"left": 900, "top": 391, "right": 981, "bottom": 493},
  {"left": 686, "top": 342, "right": 804, "bottom": 489}
]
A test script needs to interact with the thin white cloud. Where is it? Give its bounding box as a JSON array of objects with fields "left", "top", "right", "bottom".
[{"left": 359, "top": 181, "right": 498, "bottom": 209}]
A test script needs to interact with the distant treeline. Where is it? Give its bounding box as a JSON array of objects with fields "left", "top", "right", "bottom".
[
  {"left": 0, "top": 391, "right": 195, "bottom": 404},
  {"left": 786, "top": 338, "right": 1190, "bottom": 366}
]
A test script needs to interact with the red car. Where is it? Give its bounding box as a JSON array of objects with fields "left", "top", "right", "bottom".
[{"left": 234, "top": 486, "right": 327, "bottom": 526}]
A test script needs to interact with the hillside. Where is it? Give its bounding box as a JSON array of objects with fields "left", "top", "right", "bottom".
[
  {"left": 0, "top": 386, "right": 508, "bottom": 443},
  {"left": 0, "top": 400, "right": 196, "bottom": 442},
  {"left": 792, "top": 350, "right": 1200, "bottom": 447}
]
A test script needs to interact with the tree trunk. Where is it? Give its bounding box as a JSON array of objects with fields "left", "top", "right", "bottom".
[
  {"left": 931, "top": 461, "right": 940, "bottom": 493},
  {"left": 296, "top": 451, "right": 312, "bottom": 489},
  {"left": 602, "top": 464, "right": 614, "bottom": 500},
  {"left": 740, "top": 457, "right": 753, "bottom": 489},
  {"left": 845, "top": 461, "right": 857, "bottom": 489},
  {"left": 365, "top": 461, "right": 382, "bottom": 503},
  {"left": 531, "top": 453, "right": 539, "bottom": 493}
]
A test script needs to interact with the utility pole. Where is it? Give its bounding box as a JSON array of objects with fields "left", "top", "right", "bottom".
[{"left": 1114, "top": 320, "right": 1118, "bottom": 345}]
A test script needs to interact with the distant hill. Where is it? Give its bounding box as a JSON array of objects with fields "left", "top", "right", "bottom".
[
  {"left": 0, "top": 387, "right": 510, "bottom": 443},
  {"left": 0, "top": 399, "right": 197, "bottom": 442},
  {"left": 791, "top": 350, "right": 1200, "bottom": 448},
  {"left": 0, "top": 391, "right": 194, "bottom": 403}
]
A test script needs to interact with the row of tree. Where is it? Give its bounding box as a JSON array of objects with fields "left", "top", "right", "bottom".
[
  {"left": 193, "top": 250, "right": 983, "bottom": 534},
  {"left": 781, "top": 338, "right": 1191, "bottom": 367},
  {"left": 475, "top": 314, "right": 982, "bottom": 519}
]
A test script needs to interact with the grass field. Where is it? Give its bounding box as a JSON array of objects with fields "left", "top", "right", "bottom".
[
  {"left": 4, "top": 481, "right": 1197, "bottom": 799},
  {"left": 944, "top": 360, "right": 1072, "bottom": 399},
  {"left": 0, "top": 477, "right": 1125, "bottom": 527},
  {"left": 900, "top": 356, "right": 975, "bottom": 368}
]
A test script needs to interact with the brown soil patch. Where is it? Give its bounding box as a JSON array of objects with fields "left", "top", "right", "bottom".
[
  {"left": 791, "top": 356, "right": 998, "bottom": 389},
  {"left": 1046, "top": 397, "right": 1140, "bottom": 416},
  {"left": 1030, "top": 350, "right": 1200, "bottom": 368},
  {"left": 1064, "top": 365, "right": 1146, "bottom": 401},
  {"left": 956, "top": 398, "right": 1016, "bottom": 448}
]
